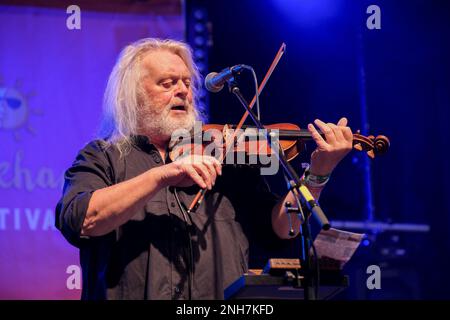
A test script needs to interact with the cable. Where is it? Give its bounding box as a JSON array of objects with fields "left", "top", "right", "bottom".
[
  {"left": 174, "top": 187, "right": 194, "bottom": 300},
  {"left": 307, "top": 222, "right": 320, "bottom": 299},
  {"left": 242, "top": 65, "right": 261, "bottom": 121},
  {"left": 283, "top": 166, "right": 321, "bottom": 298}
]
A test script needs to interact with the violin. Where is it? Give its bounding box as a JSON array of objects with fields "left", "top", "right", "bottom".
[
  {"left": 169, "top": 123, "right": 390, "bottom": 164},
  {"left": 180, "top": 43, "right": 390, "bottom": 213}
]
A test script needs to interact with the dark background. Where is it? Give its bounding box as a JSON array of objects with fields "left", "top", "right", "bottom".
[{"left": 189, "top": 0, "right": 450, "bottom": 299}]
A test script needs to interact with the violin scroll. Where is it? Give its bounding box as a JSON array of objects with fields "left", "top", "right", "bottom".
[{"left": 353, "top": 130, "right": 390, "bottom": 159}]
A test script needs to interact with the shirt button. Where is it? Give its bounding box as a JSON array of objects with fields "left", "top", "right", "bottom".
[
  {"left": 174, "top": 286, "right": 181, "bottom": 294},
  {"left": 171, "top": 202, "right": 176, "bottom": 208}
]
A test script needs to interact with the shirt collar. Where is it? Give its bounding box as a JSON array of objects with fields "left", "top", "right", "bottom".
[{"left": 131, "top": 135, "right": 158, "bottom": 153}]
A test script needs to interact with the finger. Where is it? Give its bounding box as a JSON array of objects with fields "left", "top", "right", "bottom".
[
  {"left": 337, "top": 117, "right": 348, "bottom": 127},
  {"left": 184, "top": 165, "right": 207, "bottom": 189},
  {"left": 202, "top": 158, "right": 217, "bottom": 187},
  {"left": 336, "top": 117, "right": 353, "bottom": 144},
  {"left": 308, "top": 123, "right": 329, "bottom": 150},
  {"left": 204, "top": 155, "right": 222, "bottom": 176},
  {"left": 327, "top": 123, "right": 345, "bottom": 142},
  {"left": 192, "top": 162, "right": 213, "bottom": 190},
  {"left": 314, "top": 119, "right": 337, "bottom": 145},
  {"left": 342, "top": 126, "right": 353, "bottom": 143}
]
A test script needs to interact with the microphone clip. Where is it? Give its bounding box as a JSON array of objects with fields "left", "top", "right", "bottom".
[{"left": 205, "top": 64, "right": 246, "bottom": 93}]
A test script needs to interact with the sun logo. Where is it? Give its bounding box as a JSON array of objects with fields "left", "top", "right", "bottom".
[{"left": 0, "top": 78, "right": 42, "bottom": 141}]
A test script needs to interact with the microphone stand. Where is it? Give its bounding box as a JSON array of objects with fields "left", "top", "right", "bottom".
[{"left": 226, "top": 77, "right": 331, "bottom": 300}]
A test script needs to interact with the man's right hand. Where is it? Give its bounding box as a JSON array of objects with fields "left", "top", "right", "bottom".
[
  {"left": 82, "top": 155, "right": 222, "bottom": 237},
  {"left": 156, "top": 155, "right": 222, "bottom": 190}
]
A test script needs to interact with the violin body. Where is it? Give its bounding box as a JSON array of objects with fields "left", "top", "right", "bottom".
[{"left": 203, "top": 123, "right": 304, "bottom": 162}]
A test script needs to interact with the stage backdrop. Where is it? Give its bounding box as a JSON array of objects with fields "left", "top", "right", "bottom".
[{"left": 0, "top": 3, "right": 183, "bottom": 299}]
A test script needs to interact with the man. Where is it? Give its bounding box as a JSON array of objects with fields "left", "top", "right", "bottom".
[{"left": 55, "top": 38, "right": 353, "bottom": 299}]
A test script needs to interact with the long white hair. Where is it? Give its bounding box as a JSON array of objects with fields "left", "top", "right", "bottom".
[{"left": 98, "top": 38, "right": 204, "bottom": 155}]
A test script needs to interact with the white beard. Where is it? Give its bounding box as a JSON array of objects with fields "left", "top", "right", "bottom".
[{"left": 138, "top": 100, "right": 196, "bottom": 142}]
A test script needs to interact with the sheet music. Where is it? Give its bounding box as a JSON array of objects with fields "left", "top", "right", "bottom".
[{"left": 312, "top": 228, "right": 365, "bottom": 270}]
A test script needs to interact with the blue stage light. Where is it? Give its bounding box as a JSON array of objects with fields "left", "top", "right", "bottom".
[{"left": 272, "top": 0, "right": 342, "bottom": 27}]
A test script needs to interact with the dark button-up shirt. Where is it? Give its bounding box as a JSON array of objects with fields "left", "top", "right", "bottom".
[{"left": 55, "top": 136, "right": 279, "bottom": 300}]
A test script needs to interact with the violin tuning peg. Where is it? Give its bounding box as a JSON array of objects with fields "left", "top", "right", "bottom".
[
  {"left": 366, "top": 150, "right": 375, "bottom": 159},
  {"left": 354, "top": 143, "right": 363, "bottom": 151}
]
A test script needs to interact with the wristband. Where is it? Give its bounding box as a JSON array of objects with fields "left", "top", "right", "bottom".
[{"left": 302, "top": 167, "right": 330, "bottom": 188}]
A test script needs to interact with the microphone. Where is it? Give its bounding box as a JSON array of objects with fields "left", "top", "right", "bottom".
[{"left": 204, "top": 65, "right": 245, "bottom": 93}]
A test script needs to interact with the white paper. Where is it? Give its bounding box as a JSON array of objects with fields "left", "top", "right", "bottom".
[{"left": 312, "top": 228, "right": 365, "bottom": 270}]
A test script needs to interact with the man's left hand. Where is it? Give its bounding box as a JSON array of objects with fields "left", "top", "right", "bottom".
[{"left": 307, "top": 117, "right": 353, "bottom": 176}]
